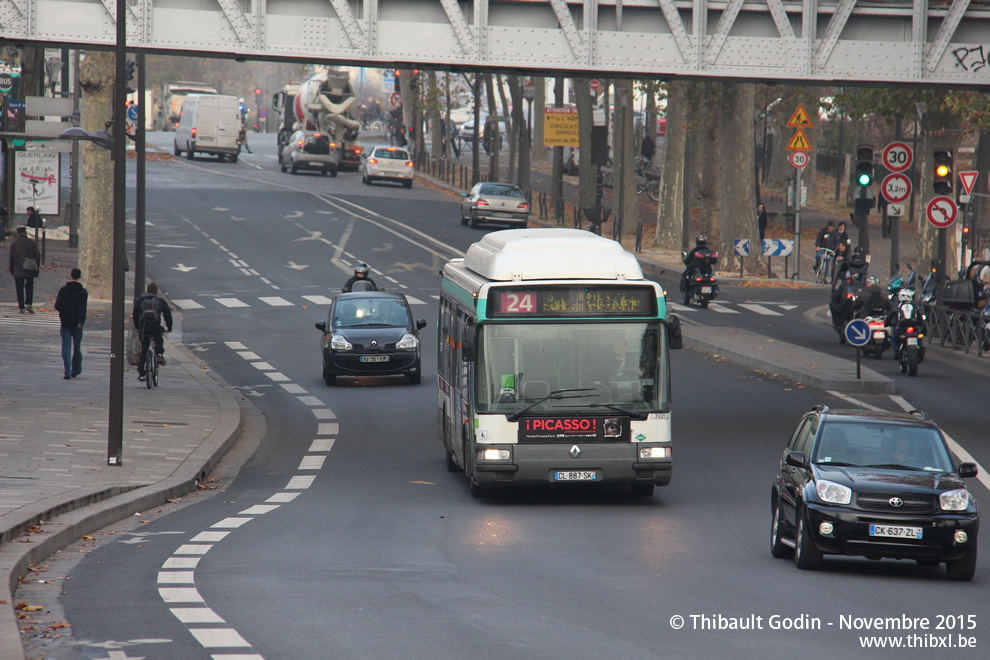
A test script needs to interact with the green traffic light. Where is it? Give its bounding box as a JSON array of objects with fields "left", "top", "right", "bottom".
[{"left": 857, "top": 173, "right": 872, "bottom": 186}]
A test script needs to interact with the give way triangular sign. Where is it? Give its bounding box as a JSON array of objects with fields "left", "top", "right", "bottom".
[{"left": 959, "top": 171, "right": 978, "bottom": 195}]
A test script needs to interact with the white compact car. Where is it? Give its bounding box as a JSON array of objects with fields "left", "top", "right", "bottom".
[{"left": 361, "top": 146, "right": 414, "bottom": 188}]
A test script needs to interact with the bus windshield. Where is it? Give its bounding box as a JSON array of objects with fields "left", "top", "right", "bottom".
[{"left": 476, "top": 322, "right": 669, "bottom": 414}]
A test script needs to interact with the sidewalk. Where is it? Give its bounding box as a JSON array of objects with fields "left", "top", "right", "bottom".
[{"left": 0, "top": 241, "right": 242, "bottom": 660}]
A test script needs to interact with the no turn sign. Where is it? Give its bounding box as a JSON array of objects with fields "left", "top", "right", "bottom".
[
  {"left": 389, "top": 91, "right": 402, "bottom": 110},
  {"left": 926, "top": 196, "right": 958, "bottom": 228},
  {"left": 789, "top": 150, "right": 809, "bottom": 169}
]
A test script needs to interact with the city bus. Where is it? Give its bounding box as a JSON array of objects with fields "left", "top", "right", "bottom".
[{"left": 437, "top": 228, "right": 682, "bottom": 497}]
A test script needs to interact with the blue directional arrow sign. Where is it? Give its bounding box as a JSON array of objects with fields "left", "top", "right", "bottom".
[
  {"left": 734, "top": 239, "right": 750, "bottom": 257},
  {"left": 127, "top": 104, "right": 139, "bottom": 121},
  {"left": 844, "top": 319, "right": 871, "bottom": 347},
  {"left": 762, "top": 239, "right": 794, "bottom": 257}
]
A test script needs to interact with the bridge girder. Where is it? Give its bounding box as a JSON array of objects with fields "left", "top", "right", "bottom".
[{"left": 1, "top": 0, "right": 989, "bottom": 87}]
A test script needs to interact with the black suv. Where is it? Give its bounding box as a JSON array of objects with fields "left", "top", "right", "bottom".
[{"left": 770, "top": 406, "right": 979, "bottom": 580}]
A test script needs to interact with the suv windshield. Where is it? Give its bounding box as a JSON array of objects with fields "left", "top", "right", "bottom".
[
  {"left": 475, "top": 322, "right": 669, "bottom": 415},
  {"left": 813, "top": 422, "right": 955, "bottom": 471}
]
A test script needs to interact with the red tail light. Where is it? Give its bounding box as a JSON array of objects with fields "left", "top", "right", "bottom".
[
  {"left": 191, "top": 128, "right": 197, "bottom": 138},
  {"left": 906, "top": 326, "right": 914, "bottom": 333},
  {"left": 368, "top": 158, "right": 378, "bottom": 165},
  {"left": 297, "top": 141, "right": 304, "bottom": 147},
  {"left": 517, "top": 203, "right": 530, "bottom": 210},
  {"left": 352, "top": 148, "right": 361, "bottom": 154},
  {"left": 477, "top": 199, "right": 490, "bottom": 207},
  {"left": 405, "top": 161, "right": 414, "bottom": 167}
]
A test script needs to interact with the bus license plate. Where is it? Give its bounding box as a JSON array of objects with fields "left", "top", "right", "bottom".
[
  {"left": 553, "top": 470, "right": 598, "bottom": 482},
  {"left": 869, "top": 524, "right": 922, "bottom": 539},
  {"left": 360, "top": 355, "right": 389, "bottom": 363},
  {"left": 906, "top": 337, "right": 918, "bottom": 346},
  {"left": 701, "top": 286, "right": 712, "bottom": 294}
]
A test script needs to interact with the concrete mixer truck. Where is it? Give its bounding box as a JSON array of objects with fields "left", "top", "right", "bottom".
[{"left": 273, "top": 71, "right": 364, "bottom": 172}]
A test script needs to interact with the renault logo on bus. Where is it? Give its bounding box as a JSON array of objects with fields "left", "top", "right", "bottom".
[{"left": 569, "top": 445, "right": 582, "bottom": 459}]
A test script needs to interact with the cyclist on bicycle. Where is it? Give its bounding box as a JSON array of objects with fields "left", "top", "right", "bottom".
[
  {"left": 132, "top": 282, "right": 173, "bottom": 382},
  {"left": 813, "top": 221, "right": 834, "bottom": 273}
]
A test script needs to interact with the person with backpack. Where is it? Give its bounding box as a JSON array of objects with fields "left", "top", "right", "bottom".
[{"left": 132, "top": 282, "right": 173, "bottom": 381}]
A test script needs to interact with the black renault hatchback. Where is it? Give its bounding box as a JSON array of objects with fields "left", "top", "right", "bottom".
[
  {"left": 770, "top": 406, "right": 979, "bottom": 580},
  {"left": 315, "top": 291, "right": 427, "bottom": 385}
]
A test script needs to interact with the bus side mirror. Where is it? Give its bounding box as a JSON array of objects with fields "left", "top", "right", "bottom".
[
  {"left": 667, "top": 315, "right": 683, "bottom": 350},
  {"left": 461, "top": 324, "right": 475, "bottom": 362}
]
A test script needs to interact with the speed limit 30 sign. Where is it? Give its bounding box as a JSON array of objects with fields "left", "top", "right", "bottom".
[
  {"left": 789, "top": 150, "right": 809, "bottom": 169},
  {"left": 882, "top": 142, "right": 913, "bottom": 173}
]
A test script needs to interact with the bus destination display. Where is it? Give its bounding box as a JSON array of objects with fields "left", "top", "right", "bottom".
[{"left": 489, "top": 285, "right": 656, "bottom": 318}]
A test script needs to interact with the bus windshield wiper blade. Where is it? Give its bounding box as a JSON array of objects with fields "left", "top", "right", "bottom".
[
  {"left": 506, "top": 389, "right": 597, "bottom": 422},
  {"left": 569, "top": 403, "right": 649, "bottom": 421}
]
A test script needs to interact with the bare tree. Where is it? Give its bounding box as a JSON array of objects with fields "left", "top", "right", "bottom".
[
  {"left": 575, "top": 77, "right": 597, "bottom": 218},
  {"left": 698, "top": 83, "right": 722, "bottom": 245},
  {"left": 614, "top": 80, "right": 639, "bottom": 239},
  {"left": 656, "top": 81, "right": 688, "bottom": 249},
  {"left": 426, "top": 71, "right": 442, "bottom": 163},
  {"left": 532, "top": 77, "right": 548, "bottom": 164},
  {"left": 507, "top": 75, "right": 530, "bottom": 194},
  {"left": 77, "top": 50, "right": 115, "bottom": 301},
  {"left": 719, "top": 82, "right": 762, "bottom": 273}
]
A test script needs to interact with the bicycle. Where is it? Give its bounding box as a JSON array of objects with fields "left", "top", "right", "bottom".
[
  {"left": 815, "top": 248, "right": 835, "bottom": 284},
  {"left": 140, "top": 325, "right": 163, "bottom": 389}
]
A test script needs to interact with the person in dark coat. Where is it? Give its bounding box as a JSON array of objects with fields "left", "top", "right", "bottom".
[
  {"left": 54, "top": 267, "right": 89, "bottom": 379},
  {"left": 640, "top": 135, "right": 656, "bottom": 161},
  {"left": 132, "top": 282, "right": 173, "bottom": 381},
  {"left": 8, "top": 226, "right": 42, "bottom": 313},
  {"left": 26, "top": 206, "right": 44, "bottom": 229}
]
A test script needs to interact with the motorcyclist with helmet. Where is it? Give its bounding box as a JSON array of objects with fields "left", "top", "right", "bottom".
[
  {"left": 853, "top": 276, "right": 892, "bottom": 319},
  {"left": 890, "top": 287, "right": 924, "bottom": 360},
  {"left": 342, "top": 262, "right": 379, "bottom": 292},
  {"left": 680, "top": 234, "right": 715, "bottom": 294}
]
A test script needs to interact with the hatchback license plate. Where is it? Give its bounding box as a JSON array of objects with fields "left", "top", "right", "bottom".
[
  {"left": 360, "top": 355, "right": 389, "bottom": 363},
  {"left": 869, "top": 524, "right": 922, "bottom": 539},
  {"left": 553, "top": 470, "right": 598, "bottom": 482}
]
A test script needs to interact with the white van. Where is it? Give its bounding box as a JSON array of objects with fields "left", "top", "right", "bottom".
[{"left": 173, "top": 94, "right": 243, "bottom": 162}]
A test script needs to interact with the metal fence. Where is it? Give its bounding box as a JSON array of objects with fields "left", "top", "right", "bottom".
[{"left": 922, "top": 302, "right": 990, "bottom": 357}]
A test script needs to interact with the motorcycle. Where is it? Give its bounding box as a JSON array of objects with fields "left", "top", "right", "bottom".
[
  {"left": 891, "top": 290, "right": 926, "bottom": 376},
  {"left": 861, "top": 315, "right": 890, "bottom": 359},
  {"left": 681, "top": 250, "right": 719, "bottom": 308}
]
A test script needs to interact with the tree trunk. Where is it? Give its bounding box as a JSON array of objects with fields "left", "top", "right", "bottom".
[
  {"left": 507, "top": 75, "right": 529, "bottom": 194},
  {"left": 698, "top": 83, "right": 722, "bottom": 245},
  {"left": 532, "top": 77, "right": 548, "bottom": 163},
  {"left": 499, "top": 74, "right": 517, "bottom": 183},
  {"left": 77, "top": 50, "right": 115, "bottom": 302},
  {"left": 719, "top": 83, "right": 762, "bottom": 273},
  {"left": 656, "top": 81, "right": 687, "bottom": 249},
  {"left": 427, "top": 72, "right": 442, "bottom": 164},
  {"left": 615, "top": 80, "right": 639, "bottom": 240},
  {"left": 485, "top": 74, "right": 499, "bottom": 179},
  {"left": 575, "top": 77, "right": 596, "bottom": 219}
]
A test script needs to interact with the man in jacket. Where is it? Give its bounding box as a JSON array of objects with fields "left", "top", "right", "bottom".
[
  {"left": 54, "top": 268, "right": 89, "bottom": 379},
  {"left": 132, "top": 282, "right": 173, "bottom": 381},
  {"left": 7, "top": 226, "right": 42, "bottom": 313}
]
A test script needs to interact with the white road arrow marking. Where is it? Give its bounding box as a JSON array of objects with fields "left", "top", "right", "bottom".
[
  {"left": 285, "top": 211, "right": 304, "bottom": 219},
  {"left": 372, "top": 242, "right": 394, "bottom": 252},
  {"left": 211, "top": 207, "right": 229, "bottom": 212},
  {"left": 286, "top": 261, "right": 309, "bottom": 270},
  {"left": 172, "top": 264, "right": 197, "bottom": 273}
]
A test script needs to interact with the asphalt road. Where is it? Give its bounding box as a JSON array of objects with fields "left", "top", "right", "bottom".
[{"left": 20, "top": 134, "right": 989, "bottom": 660}]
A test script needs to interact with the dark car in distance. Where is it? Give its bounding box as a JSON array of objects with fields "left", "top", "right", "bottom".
[
  {"left": 770, "top": 406, "right": 979, "bottom": 580},
  {"left": 315, "top": 291, "right": 427, "bottom": 385}
]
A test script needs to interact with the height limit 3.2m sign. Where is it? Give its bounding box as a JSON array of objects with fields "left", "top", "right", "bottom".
[{"left": 881, "top": 173, "right": 912, "bottom": 204}]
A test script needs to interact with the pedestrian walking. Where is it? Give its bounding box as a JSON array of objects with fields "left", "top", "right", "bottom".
[
  {"left": 26, "top": 206, "right": 44, "bottom": 229},
  {"left": 8, "top": 226, "right": 41, "bottom": 313},
  {"left": 757, "top": 203, "right": 768, "bottom": 243},
  {"left": 54, "top": 267, "right": 88, "bottom": 379}
]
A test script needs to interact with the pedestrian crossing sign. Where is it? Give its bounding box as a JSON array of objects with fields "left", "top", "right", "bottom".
[
  {"left": 786, "top": 129, "right": 812, "bottom": 151},
  {"left": 786, "top": 104, "right": 814, "bottom": 128}
]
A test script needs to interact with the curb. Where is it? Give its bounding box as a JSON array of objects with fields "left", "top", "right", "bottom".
[{"left": 0, "top": 338, "right": 243, "bottom": 660}]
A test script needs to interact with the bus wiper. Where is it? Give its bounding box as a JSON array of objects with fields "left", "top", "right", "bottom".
[
  {"left": 506, "top": 389, "right": 597, "bottom": 422},
  {"left": 569, "top": 403, "right": 649, "bottom": 421}
]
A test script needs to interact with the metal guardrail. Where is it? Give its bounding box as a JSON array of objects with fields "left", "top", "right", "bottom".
[{"left": 923, "top": 302, "right": 989, "bottom": 357}]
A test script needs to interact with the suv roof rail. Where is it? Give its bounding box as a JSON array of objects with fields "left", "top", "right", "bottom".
[
  {"left": 908, "top": 409, "right": 929, "bottom": 420},
  {"left": 811, "top": 404, "right": 829, "bottom": 414}
]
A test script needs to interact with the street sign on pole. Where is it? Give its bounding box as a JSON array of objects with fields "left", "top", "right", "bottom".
[
  {"left": 762, "top": 239, "right": 794, "bottom": 257},
  {"left": 881, "top": 172, "right": 912, "bottom": 204},
  {"left": 389, "top": 91, "right": 402, "bottom": 109},
  {"left": 845, "top": 319, "right": 871, "bottom": 347},
  {"left": 881, "top": 141, "right": 913, "bottom": 173},
  {"left": 789, "top": 150, "right": 809, "bottom": 169},
  {"left": 959, "top": 171, "right": 978, "bottom": 196},
  {"left": 786, "top": 104, "right": 813, "bottom": 128},
  {"left": 926, "top": 196, "right": 958, "bottom": 228},
  {"left": 887, "top": 202, "right": 905, "bottom": 217},
  {"left": 589, "top": 80, "right": 602, "bottom": 93},
  {"left": 733, "top": 238, "right": 751, "bottom": 256},
  {"left": 785, "top": 129, "right": 812, "bottom": 151}
]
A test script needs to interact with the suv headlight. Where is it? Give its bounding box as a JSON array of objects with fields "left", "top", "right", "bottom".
[
  {"left": 330, "top": 334, "right": 352, "bottom": 350},
  {"left": 940, "top": 489, "right": 970, "bottom": 511},
  {"left": 396, "top": 333, "right": 419, "bottom": 350},
  {"left": 815, "top": 479, "right": 852, "bottom": 505}
]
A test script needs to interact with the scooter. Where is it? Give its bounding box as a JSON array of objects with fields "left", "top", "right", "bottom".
[
  {"left": 862, "top": 315, "right": 890, "bottom": 359},
  {"left": 681, "top": 250, "right": 719, "bottom": 308},
  {"left": 896, "top": 323, "right": 925, "bottom": 376}
]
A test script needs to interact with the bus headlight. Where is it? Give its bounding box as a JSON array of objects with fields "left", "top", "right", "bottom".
[
  {"left": 478, "top": 448, "right": 510, "bottom": 461},
  {"left": 396, "top": 333, "right": 419, "bottom": 350},
  {"left": 639, "top": 447, "right": 670, "bottom": 460},
  {"left": 330, "top": 334, "right": 352, "bottom": 350}
]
